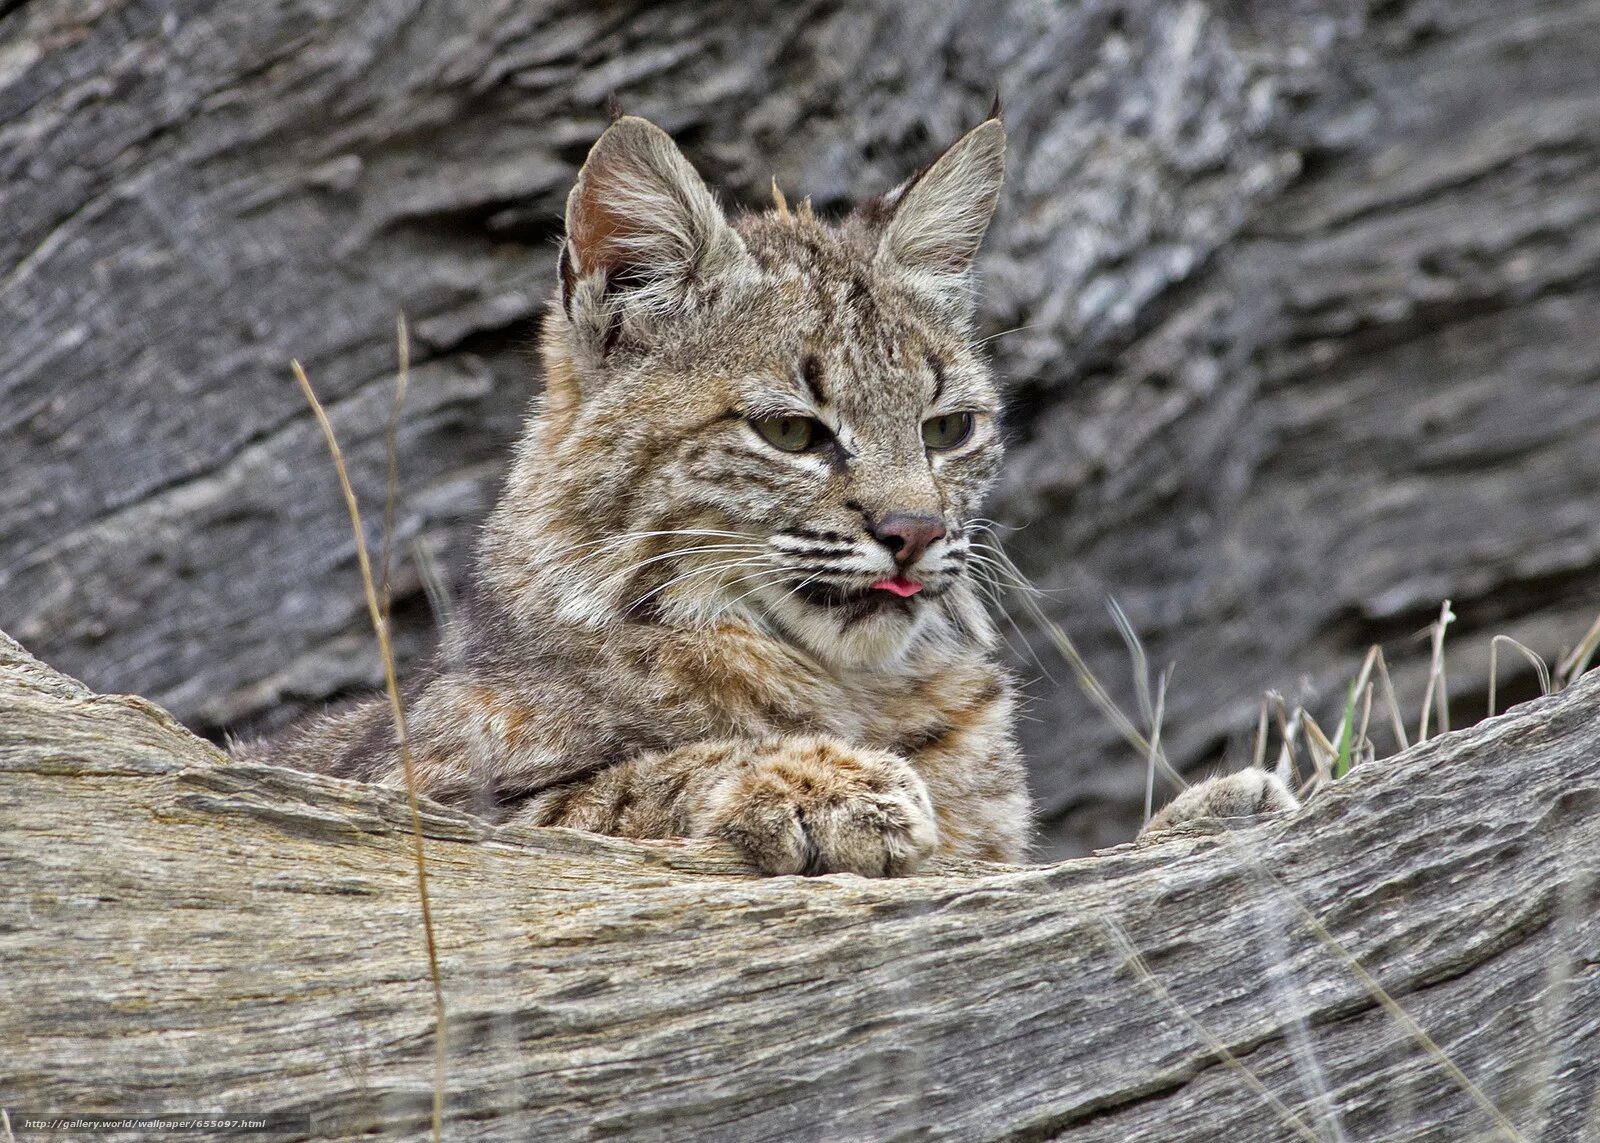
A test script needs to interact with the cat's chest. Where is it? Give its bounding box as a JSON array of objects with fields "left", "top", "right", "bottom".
[
  {"left": 842, "top": 663, "right": 1006, "bottom": 758},
  {"left": 658, "top": 628, "right": 987, "bottom": 747}
]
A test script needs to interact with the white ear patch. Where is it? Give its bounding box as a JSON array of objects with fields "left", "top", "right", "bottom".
[
  {"left": 563, "top": 116, "right": 749, "bottom": 334},
  {"left": 877, "top": 118, "right": 1006, "bottom": 304}
]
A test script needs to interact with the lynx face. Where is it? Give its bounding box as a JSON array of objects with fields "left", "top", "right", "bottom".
[{"left": 489, "top": 115, "right": 1008, "bottom": 671}]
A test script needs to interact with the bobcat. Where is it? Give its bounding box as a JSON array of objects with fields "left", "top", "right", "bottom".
[{"left": 248, "top": 112, "right": 1294, "bottom": 874}]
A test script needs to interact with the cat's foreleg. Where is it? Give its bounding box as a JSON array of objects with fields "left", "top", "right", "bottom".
[
  {"left": 513, "top": 735, "right": 938, "bottom": 877},
  {"left": 1140, "top": 763, "right": 1300, "bottom": 837}
]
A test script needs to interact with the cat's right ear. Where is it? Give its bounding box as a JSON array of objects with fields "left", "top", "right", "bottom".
[
  {"left": 871, "top": 117, "right": 1006, "bottom": 316},
  {"left": 560, "top": 116, "right": 748, "bottom": 356}
]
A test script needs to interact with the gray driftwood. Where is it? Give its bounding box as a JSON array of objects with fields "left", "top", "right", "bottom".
[
  {"left": 3, "top": 628, "right": 1597, "bottom": 1141},
  {"left": 3, "top": 0, "right": 1600, "bottom": 858}
]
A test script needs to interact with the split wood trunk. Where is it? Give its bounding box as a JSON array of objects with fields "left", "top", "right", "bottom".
[{"left": 3, "top": 629, "right": 1597, "bottom": 1140}]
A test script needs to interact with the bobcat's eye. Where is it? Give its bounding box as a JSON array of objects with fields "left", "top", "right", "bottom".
[
  {"left": 752, "top": 415, "right": 824, "bottom": 453},
  {"left": 922, "top": 412, "right": 975, "bottom": 450}
]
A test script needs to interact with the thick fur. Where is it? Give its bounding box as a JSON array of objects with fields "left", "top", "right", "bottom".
[
  {"left": 1140, "top": 765, "right": 1300, "bottom": 836},
  {"left": 246, "top": 115, "right": 1032, "bottom": 873}
]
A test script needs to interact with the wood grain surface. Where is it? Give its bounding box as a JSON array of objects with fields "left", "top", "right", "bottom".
[{"left": 4, "top": 629, "right": 1597, "bottom": 1140}]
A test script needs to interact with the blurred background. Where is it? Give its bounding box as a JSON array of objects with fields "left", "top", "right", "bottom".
[{"left": 2, "top": 0, "right": 1597, "bottom": 858}]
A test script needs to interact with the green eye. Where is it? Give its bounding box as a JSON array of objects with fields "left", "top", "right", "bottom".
[
  {"left": 922, "top": 412, "right": 975, "bottom": 450},
  {"left": 752, "top": 415, "right": 822, "bottom": 453}
]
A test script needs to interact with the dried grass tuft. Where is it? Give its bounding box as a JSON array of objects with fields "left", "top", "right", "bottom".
[{"left": 292, "top": 334, "right": 446, "bottom": 1143}]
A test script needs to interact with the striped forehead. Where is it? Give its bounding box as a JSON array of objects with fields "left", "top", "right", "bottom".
[
  {"left": 741, "top": 225, "right": 984, "bottom": 420},
  {"left": 801, "top": 342, "right": 932, "bottom": 426}
]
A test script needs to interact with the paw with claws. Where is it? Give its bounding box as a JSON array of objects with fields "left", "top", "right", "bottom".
[
  {"left": 694, "top": 737, "right": 938, "bottom": 877},
  {"left": 1141, "top": 765, "right": 1301, "bottom": 837}
]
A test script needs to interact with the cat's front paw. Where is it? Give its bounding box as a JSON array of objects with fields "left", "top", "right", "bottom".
[
  {"left": 1141, "top": 766, "right": 1300, "bottom": 838},
  {"left": 696, "top": 738, "right": 938, "bottom": 877}
]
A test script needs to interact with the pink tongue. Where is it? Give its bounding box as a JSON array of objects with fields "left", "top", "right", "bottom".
[{"left": 870, "top": 576, "right": 923, "bottom": 598}]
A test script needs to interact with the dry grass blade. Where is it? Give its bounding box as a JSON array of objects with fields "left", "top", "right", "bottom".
[
  {"left": 1097, "top": 915, "right": 1325, "bottom": 1143},
  {"left": 1557, "top": 610, "right": 1600, "bottom": 684},
  {"left": 378, "top": 316, "right": 411, "bottom": 617},
  {"left": 1338, "top": 646, "right": 1380, "bottom": 778},
  {"left": 1294, "top": 901, "right": 1527, "bottom": 1141},
  {"left": 1271, "top": 694, "right": 1304, "bottom": 786},
  {"left": 1252, "top": 695, "right": 1271, "bottom": 773},
  {"left": 1349, "top": 645, "right": 1379, "bottom": 713},
  {"left": 1108, "top": 596, "right": 1155, "bottom": 732},
  {"left": 1418, "top": 601, "right": 1455, "bottom": 741},
  {"left": 1371, "top": 644, "right": 1410, "bottom": 753},
  {"left": 291, "top": 358, "right": 446, "bottom": 1143},
  {"left": 1219, "top": 836, "right": 1528, "bottom": 1143},
  {"left": 1256, "top": 896, "right": 1350, "bottom": 1143},
  {"left": 987, "top": 545, "right": 1187, "bottom": 790},
  {"left": 1355, "top": 682, "right": 1374, "bottom": 770},
  {"left": 1489, "top": 635, "right": 1553, "bottom": 719},
  {"left": 1301, "top": 712, "right": 1338, "bottom": 783},
  {"left": 1143, "top": 667, "right": 1171, "bottom": 828},
  {"left": 1517, "top": 868, "right": 1590, "bottom": 1136},
  {"left": 1108, "top": 595, "right": 1179, "bottom": 820},
  {"left": 1272, "top": 743, "right": 1297, "bottom": 790}
]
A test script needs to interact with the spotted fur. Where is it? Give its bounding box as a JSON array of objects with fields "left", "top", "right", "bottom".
[{"left": 245, "top": 114, "right": 1031, "bottom": 873}]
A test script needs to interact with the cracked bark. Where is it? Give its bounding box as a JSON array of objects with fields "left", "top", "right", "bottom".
[
  {"left": 2, "top": 0, "right": 1599, "bottom": 858},
  {"left": 3, "top": 629, "right": 1598, "bottom": 1140}
]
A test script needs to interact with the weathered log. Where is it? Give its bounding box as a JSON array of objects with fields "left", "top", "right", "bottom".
[
  {"left": 4, "top": 0, "right": 1599, "bottom": 858},
  {"left": 3, "top": 628, "right": 1597, "bottom": 1141}
]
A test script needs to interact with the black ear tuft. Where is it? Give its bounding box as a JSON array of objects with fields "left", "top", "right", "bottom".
[
  {"left": 988, "top": 89, "right": 1003, "bottom": 123},
  {"left": 605, "top": 94, "right": 626, "bottom": 123}
]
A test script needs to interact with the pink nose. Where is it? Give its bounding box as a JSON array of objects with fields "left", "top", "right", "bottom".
[{"left": 869, "top": 513, "right": 946, "bottom": 566}]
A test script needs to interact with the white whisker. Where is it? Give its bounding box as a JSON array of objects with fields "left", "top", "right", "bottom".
[
  {"left": 702, "top": 567, "right": 804, "bottom": 628},
  {"left": 597, "top": 543, "right": 768, "bottom": 589},
  {"left": 623, "top": 556, "right": 775, "bottom": 614}
]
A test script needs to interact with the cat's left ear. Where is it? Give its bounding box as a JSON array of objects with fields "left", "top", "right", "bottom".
[{"left": 873, "top": 117, "right": 1006, "bottom": 309}]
